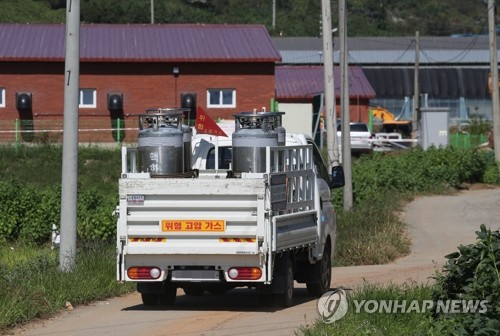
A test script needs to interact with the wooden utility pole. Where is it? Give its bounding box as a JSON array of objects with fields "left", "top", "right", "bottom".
[
  {"left": 488, "top": 0, "right": 500, "bottom": 162},
  {"left": 60, "top": 0, "right": 80, "bottom": 272},
  {"left": 412, "top": 31, "right": 420, "bottom": 140},
  {"left": 339, "top": 0, "right": 353, "bottom": 210},
  {"left": 321, "top": 0, "right": 340, "bottom": 169}
]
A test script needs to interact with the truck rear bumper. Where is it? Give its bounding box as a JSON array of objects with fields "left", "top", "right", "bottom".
[{"left": 120, "top": 253, "right": 266, "bottom": 283}]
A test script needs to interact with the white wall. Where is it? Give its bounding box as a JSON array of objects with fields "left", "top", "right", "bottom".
[{"left": 280, "top": 103, "right": 314, "bottom": 137}]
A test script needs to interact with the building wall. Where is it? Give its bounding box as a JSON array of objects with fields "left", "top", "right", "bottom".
[
  {"left": 0, "top": 61, "right": 276, "bottom": 142},
  {"left": 348, "top": 100, "right": 371, "bottom": 124},
  {"left": 280, "top": 103, "right": 313, "bottom": 137},
  {"left": 278, "top": 98, "right": 372, "bottom": 127}
]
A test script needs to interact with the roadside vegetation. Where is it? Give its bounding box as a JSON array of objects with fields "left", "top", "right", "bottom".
[
  {"left": 300, "top": 283, "right": 435, "bottom": 335},
  {"left": 0, "top": 243, "right": 134, "bottom": 331},
  {"left": 333, "top": 146, "right": 499, "bottom": 266},
  {"left": 0, "top": 144, "right": 499, "bottom": 331},
  {"left": 300, "top": 225, "right": 500, "bottom": 336}
]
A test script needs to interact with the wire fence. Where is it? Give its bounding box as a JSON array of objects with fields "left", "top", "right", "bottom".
[
  {"left": 0, "top": 119, "right": 138, "bottom": 146},
  {"left": 0, "top": 119, "right": 489, "bottom": 151}
]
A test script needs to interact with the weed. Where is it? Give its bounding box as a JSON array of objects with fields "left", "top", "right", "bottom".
[
  {"left": 431, "top": 225, "right": 500, "bottom": 335},
  {"left": 0, "top": 243, "right": 134, "bottom": 331},
  {"left": 298, "top": 282, "right": 434, "bottom": 336}
]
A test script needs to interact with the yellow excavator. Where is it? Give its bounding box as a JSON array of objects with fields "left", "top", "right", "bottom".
[{"left": 370, "top": 106, "right": 412, "bottom": 138}]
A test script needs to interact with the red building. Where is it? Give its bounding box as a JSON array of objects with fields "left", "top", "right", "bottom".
[
  {"left": 0, "top": 24, "right": 280, "bottom": 142},
  {"left": 276, "top": 65, "right": 376, "bottom": 123}
]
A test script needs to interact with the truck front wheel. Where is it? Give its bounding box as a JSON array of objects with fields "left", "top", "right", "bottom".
[{"left": 306, "top": 244, "right": 332, "bottom": 297}]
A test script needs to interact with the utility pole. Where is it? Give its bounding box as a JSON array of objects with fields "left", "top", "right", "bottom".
[
  {"left": 60, "top": 0, "right": 80, "bottom": 272},
  {"left": 489, "top": 0, "right": 500, "bottom": 162},
  {"left": 272, "top": 0, "right": 276, "bottom": 31},
  {"left": 321, "top": 0, "right": 340, "bottom": 170},
  {"left": 412, "top": 31, "right": 420, "bottom": 140},
  {"left": 151, "top": 0, "right": 154, "bottom": 24},
  {"left": 339, "top": 0, "right": 352, "bottom": 210}
]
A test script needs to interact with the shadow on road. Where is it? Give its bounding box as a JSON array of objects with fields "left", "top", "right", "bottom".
[{"left": 122, "top": 287, "right": 320, "bottom": 313}]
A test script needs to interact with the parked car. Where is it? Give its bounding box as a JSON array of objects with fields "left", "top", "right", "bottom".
[{"left": 337, "top": 122, "right": 373, "bottom": 155}]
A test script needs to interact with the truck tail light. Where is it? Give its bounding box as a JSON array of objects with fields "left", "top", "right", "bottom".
[
  {"left": 228, "top": 267, "right": 262, "bottom": 280},
  {"left": 127, "top": 267, "right": 161, "bottom": 280}
]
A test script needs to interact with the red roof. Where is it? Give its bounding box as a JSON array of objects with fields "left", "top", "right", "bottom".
[
  {"left": 276, "top": 65, "right": 376, "bottom": 100},
  {"left": 0, "top": 23, "right": 281, "bottom": 62}
]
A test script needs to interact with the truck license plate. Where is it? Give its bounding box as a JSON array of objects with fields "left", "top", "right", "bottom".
[{"left": 161, "top": 220, "right": 225, "bottom": 232}]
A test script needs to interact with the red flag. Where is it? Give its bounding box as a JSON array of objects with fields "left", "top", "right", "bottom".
[{"left": 195, "top": 107, "right": 228, "bottom": 137}]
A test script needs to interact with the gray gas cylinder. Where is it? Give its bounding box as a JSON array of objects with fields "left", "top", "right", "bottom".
[
  {"left": 137, "top": 108, "right": 186, "bottom": 176},
  {"left": 232, "top": 111, "right": 285, "bottom": 174}
]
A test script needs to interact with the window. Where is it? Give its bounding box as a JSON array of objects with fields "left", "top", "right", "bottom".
[
  {"left": 79, "top": 89, "right": 96, "bottom": 108},
  {"left": 309, "top": 140, "right": 330, "bottom": 183},
  {"left": 206, "top": 146, "right": 232, "bottom": 169},
  {"left": 0, "top": 88, "right": 5, "bottom": 108},
  {"left": 207, "top": 89, "right": 236, "bottom": 108}
]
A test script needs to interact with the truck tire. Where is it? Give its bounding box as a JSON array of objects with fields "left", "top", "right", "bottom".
[
  {"left": 306, "top": 244, "right": 332, "bottom": 297},
  {"left": 141, "top": 293, "right": 159, "bottom": 306},
  {"left": 159, "top": 284, "right": 177, "bottom": 306},
  {"left": 277, "top": 261, "right": 294, "bottom": 307}
]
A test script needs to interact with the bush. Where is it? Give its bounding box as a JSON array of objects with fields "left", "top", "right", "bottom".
[
  {"left": 431, "top": 224, "right": 500, "bottom": 335},
  {"left": 0, "top": 145, "right": 120, "bottom": 245},
  {"left": 0, "top": 182, "right": 117, "bottom": 245},
  {"left": 350, "top": 147, "right": 491, "bottom": 205}
]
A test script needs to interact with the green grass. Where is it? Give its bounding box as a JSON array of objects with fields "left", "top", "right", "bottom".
[
  {"left": 0, "top": 243, "right": 135, "bottom": 331},
  {"left": 333, "top": 195, "right": 411, "bottom": 266},
  {"left": 0, "top": 144, "right": 121, "bottom": 195},
  {"left": 298, "top": 283, "right": 434, "bottom": 336}
]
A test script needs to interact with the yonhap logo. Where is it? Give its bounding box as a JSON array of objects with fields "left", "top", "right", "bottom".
[
  {"left": 316, "top": 292, "right": 489, "bottom": 325},
  {"left": 317, "top": 289, "right": 349, "bottom": 323}
]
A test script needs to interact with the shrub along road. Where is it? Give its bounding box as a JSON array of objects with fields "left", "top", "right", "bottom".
[{"left": 11, "top": 187, "right": 500, "bottom": 336}]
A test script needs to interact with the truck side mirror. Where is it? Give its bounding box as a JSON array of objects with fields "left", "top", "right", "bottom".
[{"left": 330, "top": 165, "right": 345, "bottom": 189}]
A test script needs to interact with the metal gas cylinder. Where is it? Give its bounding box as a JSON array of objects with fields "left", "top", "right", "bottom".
[
  {"left": 137, "top": 108, "right": 187, "bottom": 176},
  {"left": 232, "top": 111, "right": 285, "bottom": 174}
]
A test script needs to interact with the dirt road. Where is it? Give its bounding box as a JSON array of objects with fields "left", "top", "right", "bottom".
[{"left": 11, "top": 187, "right": 500, "bottom": 336}]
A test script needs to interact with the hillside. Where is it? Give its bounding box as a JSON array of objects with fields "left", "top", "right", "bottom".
[{"left": 0, "top": 0, "right": 491, "bottom": 37}]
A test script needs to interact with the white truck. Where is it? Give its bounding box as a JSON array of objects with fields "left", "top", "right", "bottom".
[{"left": 116, "top": 110, "right": 344, "bottom": 307}]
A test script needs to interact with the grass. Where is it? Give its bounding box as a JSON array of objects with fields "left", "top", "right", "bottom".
[
  {"left": 298, "top": 282, "right": 435, "bottom": 336},
  {"left": 333, "top": 194, "right": 411, "bottom": 266},
  {"left": 0, "top": 243, "right": 135, "bottom": 332},
  {"left": 0, "top": 144, "right": 121, "bottom": 195}
]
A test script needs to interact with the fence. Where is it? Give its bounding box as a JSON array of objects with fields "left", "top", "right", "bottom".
[
  {"left": 0, "top": 119, "right": 138, "bottom": 146},
  {"left": 0, "top": 119, "right": 490, "bottom": 151},
  {"left": 449, "top": 133, "right": 488, "bottom": 149}
]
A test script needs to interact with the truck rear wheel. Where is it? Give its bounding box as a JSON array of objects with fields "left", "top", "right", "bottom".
[
  {"left": 159, "top": 284, "right": 177, "bottom": 306},
  {"left": 306, "top": 244, "right": 332, "bottom": 297},
  {"left": 141, "top": 293, "right": 159, "bottom": 306},
  {"left": 277, "top": 260, "right": 294, "bottom": 307}
]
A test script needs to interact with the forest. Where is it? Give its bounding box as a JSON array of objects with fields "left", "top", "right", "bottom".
[{"left": 0, "top": 0, "right": 492, "bottom": 37}]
